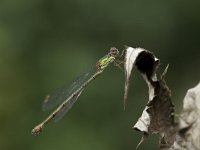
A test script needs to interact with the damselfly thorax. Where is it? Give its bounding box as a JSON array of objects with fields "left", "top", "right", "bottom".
[{"left": 96, "top": 47, "right": 119, "bottom": 70}]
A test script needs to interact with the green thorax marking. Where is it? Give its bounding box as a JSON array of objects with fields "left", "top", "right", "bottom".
[
  {"left": 96, "top": 47, "right": 119, "bottom": 70},
  {"left": 98, "top": 54, "right": 115, "bottom": 69}
]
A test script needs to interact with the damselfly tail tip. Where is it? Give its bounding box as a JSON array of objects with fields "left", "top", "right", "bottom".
[{"left": 31, "top": 123, "right": 43, "bottom": 135}]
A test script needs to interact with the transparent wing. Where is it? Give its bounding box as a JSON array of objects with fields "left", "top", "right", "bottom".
[
  {"left": 42, "top": 65, "right": 97, "bottom": 111},
  {"left": 54, "top": 89, "right": 84, "bottom": 122}
]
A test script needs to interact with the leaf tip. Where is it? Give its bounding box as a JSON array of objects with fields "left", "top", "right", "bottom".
[{"left": 136, "top": 133, "right": 149, "bottom": 149}]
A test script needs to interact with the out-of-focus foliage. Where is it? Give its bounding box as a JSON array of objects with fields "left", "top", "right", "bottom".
[
  {"left": 173, "top": 82, "right": 200, "bottom": 150},
  {"left": 0, "top": 0, "right": 199, "bottom": 150}
]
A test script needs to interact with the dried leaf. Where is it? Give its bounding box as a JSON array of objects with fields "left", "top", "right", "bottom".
[
  {"left": 172, "top": 82, "right": 200, "bottom": 150},
  {"left": 124, "top": 47, "right": 175, "bottom": 149},
  {"left": 124, "top": 47, "right": 159, "bottom": 109},
  {"left": 134, "top": 66, "right": 176, "bottom": 149}
]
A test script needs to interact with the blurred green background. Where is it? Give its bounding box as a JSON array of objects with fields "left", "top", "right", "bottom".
[{"left": 0, "top": 0, "right": 200, "bottom": 150}]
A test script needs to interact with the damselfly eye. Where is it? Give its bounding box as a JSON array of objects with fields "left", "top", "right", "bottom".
[{"left": 110, "top": 47, "right": 119, "bottom": 57}]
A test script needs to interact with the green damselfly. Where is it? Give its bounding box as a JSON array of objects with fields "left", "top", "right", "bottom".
[{"left": 32, "top": 47, "right": 120, "bottom": 134}]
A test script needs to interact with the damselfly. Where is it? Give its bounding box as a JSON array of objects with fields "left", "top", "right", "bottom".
[{"left": 32, "top": 47, "right": 121, "bottom": 134}]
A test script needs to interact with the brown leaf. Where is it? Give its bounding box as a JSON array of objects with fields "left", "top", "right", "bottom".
[
  {"left": 124, "top": 47, "right": 176, "bottom": 148},
  {"left": 172, "top": 82, "right": 200, "bottom": 150}
]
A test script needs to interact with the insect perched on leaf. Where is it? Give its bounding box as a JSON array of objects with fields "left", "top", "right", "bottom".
[{"left": 32, "top": 47, "right": 122, "bottom": 135}]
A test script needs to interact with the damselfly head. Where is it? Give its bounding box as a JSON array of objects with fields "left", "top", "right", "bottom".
[{"left": 109, "top": 47, "right": 119, "bottom": 57}]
